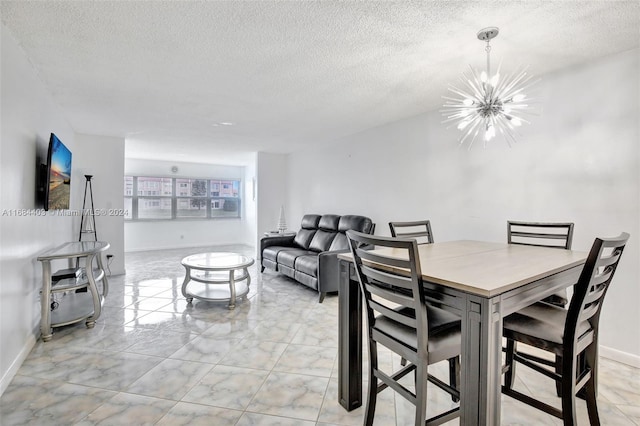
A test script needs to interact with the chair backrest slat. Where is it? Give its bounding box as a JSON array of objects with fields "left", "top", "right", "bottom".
[
  {"left": 357, "top": 248, "right": 413, "bottom": 271},
  {"left": 590, "top": 268, "right": 614, "bottom": 288},
  {"left": 596, "top": 251, "right": 622, "bottom": 268},
  {"left": 508, "top": 221, "right": 574, "bottom": 249},
  {"left": 371, "top": 300, "right": 417, "bottom": 328},
  {"left": 362, "top": 264, "right": 413, "bottom": 290},
  {"left": 580, "top": 303, "right": 600, "bottom": 323},
  {"left": 365, "top": 281, "right": 416, "bottom": 307},
  {"left": 566, "top": 233, "right": 629, "bottom": 341},
  {"left": 510, "top": 231, "right": 570, "bottom": 240},
  {"left": 389, "top": 220, "right": 434, "bottom": 245}
]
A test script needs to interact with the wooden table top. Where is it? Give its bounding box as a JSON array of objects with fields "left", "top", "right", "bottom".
[{"left": 338, "top": 240, "right": 588, "bottom": 297}]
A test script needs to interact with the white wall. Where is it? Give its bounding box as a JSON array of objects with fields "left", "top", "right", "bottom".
[
  {"left": 287, "top": 49, "right": 640, "bottom": 364},
  {"left": 243, "top": 154, "right": 258, "bottom": 252},
  {"left": 0, "top": 24, "right": 127, "bottom": 394},
  {"left": 1, "top": 24, "right": 77, "bottom": 393},
  {"left": 256, "top": 152, "right": 289, "bottom": 249},
  {"left": 74, "top": 134, "right": 126, "bottom": 275},
  {"left": 124, "top": 158, "right": 254, "bottom": 251}
]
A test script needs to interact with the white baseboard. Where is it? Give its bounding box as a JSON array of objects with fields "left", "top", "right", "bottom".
[
  {"left": 600, "top": 345, "right": 640, "bottom": 368},
  {"left": 0, "top": 333, "right": 36, "bottom": 396}
]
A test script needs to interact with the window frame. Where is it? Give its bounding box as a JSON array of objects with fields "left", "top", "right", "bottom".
[{"left": 124, "top": 176, "right": 242, "bottom": 221}]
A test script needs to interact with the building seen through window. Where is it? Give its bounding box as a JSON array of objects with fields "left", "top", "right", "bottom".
[{"left": 124, "top": 176, "right": 241, "bottom": 220}]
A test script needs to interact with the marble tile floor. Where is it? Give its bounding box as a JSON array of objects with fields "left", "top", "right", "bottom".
[{"left": 1, "top": 244, "right": 639, "bottom": 425}]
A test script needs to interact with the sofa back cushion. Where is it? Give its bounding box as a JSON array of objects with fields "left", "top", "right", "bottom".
[
  {"left": 329, "top": 233, "right": 349, "bottom": 251},
  {"left": 318, "top": 214, "right": 340, "bottom": 231},
  {"left": 295, "top": 213, "right": 373, "bottom": 251},
  {"left": 301, "top": 214, "right": 322, "bottom": 229},
  {"left": 338, "top": 215, "right": 373, "bottom": 234},
  {"left": 308, "top": 215, "right": 338, "bottom": 252},
  {"left": 309, "top": 230, "right": 337, "bottom": 252},
  {"left": 329, "top": 215, "right": 374, "bottom": 251},
  {"left": 294, "top": 214, "right": 321, "bottom": 249}
]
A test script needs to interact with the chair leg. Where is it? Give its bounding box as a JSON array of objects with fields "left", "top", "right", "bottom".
[
  {"left": 583, "top": 343, "right": 600, "bottom": 425},
  {"left": 584, "top": 374, "right": 600, "bottom": 425},
  {"left": 555, "top": 355, "right": 563, "bottom": 397},
  {"left": 414, "top": 362, "right": 428, "bottom": 426},
  {"left": 318, "top": 292, "right": 326, "bottom": 303},
  {"left": 449, "top": 356, "right": 460, "bottom": 402},
  {"left": 504, "top": 339, "right": 517, "bottom": 389},
  {"left": 561, "top": 355, "right": 578, "bottom": 426},
  {"left": 260, "top": 265, "right": 265, "bottom": 273},
  {"left": 364, "top": 341, "right": 378, "bottom": 426}
]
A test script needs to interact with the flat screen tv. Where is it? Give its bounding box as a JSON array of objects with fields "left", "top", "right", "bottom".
[{"left": 43, "top": 133, "right": 72, "bottom": 211}]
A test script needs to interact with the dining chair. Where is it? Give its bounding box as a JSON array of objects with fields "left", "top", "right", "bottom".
[
  {"left": 389, "top": 220, "right": 434, "bottom": 244},
  {"left": 508, "top": 221, "right": 575, "bottom": 307},
  {"left": 346, "top": 230, "right": 461, "bottom": 426},
  {"left": 389, "top": 219, "right": 459, "bottom": 398},
  {"left": 502, "top": 232, "right": 629, "bottom": 425}
]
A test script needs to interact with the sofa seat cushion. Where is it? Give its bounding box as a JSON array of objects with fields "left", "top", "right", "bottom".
[
  {"left": 295, "top": 255, "right": 318, "bottom": 277},
  {"left": 263, "top": 246, "right": 295, "bottom": 262},
  {"left": 277, "top": 249, "right": 315, "bottom": 268}
]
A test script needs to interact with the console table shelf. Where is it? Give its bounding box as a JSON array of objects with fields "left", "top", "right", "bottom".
[{"left": 37, "top": 241, "right": 110, "bottom": 341}]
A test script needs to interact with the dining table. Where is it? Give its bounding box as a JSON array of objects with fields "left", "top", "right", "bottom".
[{"left": 337, "top": 240, "right": 588, "bottom": 425}]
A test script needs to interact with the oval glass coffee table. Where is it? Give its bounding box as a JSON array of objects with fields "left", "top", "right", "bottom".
[{"left": 181, "top": 252, "right": 254, "bottom": 309}]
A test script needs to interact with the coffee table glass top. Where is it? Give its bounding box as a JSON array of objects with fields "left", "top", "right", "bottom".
[{"left": 182, "top": 252, "right": 254, "bottom": 270}]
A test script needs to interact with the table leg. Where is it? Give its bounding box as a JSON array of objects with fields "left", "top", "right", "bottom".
[
  {"left": 85, "top": 253, "right": 101, "bottom": 328},
  {"left": 338, "top": 260, "right": 363, "bottom": 410},
  {"left": 40, "top": 260, "right": 53, "bottom": 342},
  {"left": 460, "top": 294, "right": 503, "bottom": 425},
  {"left": 228, "top": 269, "right": 236, "bottom": 309},
  {"left": 181, "top": 266, "right": 193, "bottom": 304}
]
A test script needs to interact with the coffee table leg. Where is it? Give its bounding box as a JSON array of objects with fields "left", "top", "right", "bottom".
[
  {"left": 181, "top": 266, "right": 193, "bottom": 304},
  {"left": 228, "top": 270, "right": 236, "bottom": 309}
]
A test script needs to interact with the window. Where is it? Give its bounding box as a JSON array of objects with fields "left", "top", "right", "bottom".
[{"left": 124, "top": 176, "right": 241, "bottom": 221}]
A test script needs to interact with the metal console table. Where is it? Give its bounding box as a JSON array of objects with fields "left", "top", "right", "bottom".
[{"left": 36, "top": 241, "right": 110, "bottom": 341}]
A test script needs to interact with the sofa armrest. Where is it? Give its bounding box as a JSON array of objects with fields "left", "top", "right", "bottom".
[
  {"left": 260, "top": 234, "right": 296, "bottom": 258},
  {"left": 317, "top": 248, "right": 350, "bottom": 295},
  {"left": 318, "top": 241, "right": 375, "bottom": 293}
]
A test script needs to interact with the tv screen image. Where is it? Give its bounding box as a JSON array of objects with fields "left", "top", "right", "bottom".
[{"left": 45, "top": 133, "right": 72, "bottom": 211}]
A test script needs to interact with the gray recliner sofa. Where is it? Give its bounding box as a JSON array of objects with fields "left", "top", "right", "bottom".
[{"left": 260, "top": 213, "right": 374, "bottom": 302}]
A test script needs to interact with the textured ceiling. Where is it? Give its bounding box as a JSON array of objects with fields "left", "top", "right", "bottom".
[{"left": 1, "top": 1, "right": 639, "bottom": 164}]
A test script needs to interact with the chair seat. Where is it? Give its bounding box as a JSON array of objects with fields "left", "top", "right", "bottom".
[
  {"left": 375, "top": 306, "right": 460, "bottom": 362},
  {"left": 503, "top": 302, "right": 592, "bottom": 355}
]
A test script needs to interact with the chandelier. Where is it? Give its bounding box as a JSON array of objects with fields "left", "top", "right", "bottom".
[{"left": 442, "top": 27, "right": 538, "bottom": 148}]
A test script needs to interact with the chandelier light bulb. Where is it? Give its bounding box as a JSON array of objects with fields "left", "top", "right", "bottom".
[
  {"left": 441, "top": 26, "right": 539, "bottom": 148},
  {"left": 485, "top": 124, "right": 496, "bottom": 141}
]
